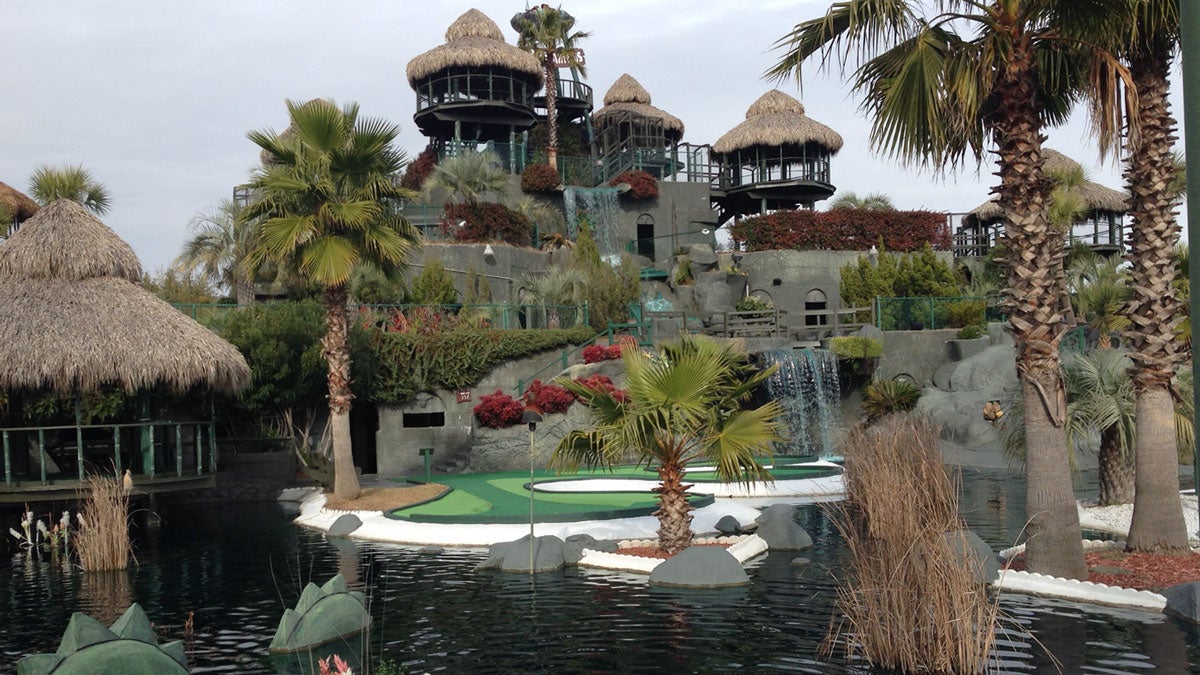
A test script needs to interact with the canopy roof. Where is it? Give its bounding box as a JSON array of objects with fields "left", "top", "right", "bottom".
[
  {"left": 0, "top": 182, "right": 40, "bottom": 223},
  {"left": 964, "top": 149, "right": 1128, "bottom": 226},
  {"left": 592, "top": 74, "right": 684, "bottom": 134},
  {"left": 0, "top": 200, "right": 251, "bottom": 394},
  {"left": 712, "top": 90, "right": 843, "bottom": 155},
  {"left": 406, "top": 9, "right": 542, "bottom": 87}
]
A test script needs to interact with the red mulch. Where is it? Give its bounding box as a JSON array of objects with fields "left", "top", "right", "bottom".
[
  {"left": 618, "top": 542, "right": 730, "bottom": 559},
  {"left": 1008, "top": 548, "right": 1200, "bottom": 592}
]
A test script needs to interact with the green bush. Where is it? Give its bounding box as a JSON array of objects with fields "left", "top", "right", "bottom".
[
  {"left": 954, "top": 324, "right": 986, "bottom": 340},
  {"left": 571, "top": 223, "right": 640, "bottom": 331},
  {"left": 828, "top": 336, "right": 883, "bottom": 360},
  {"left": 735, "top": 296, "right": 773, "bottom": 312},
  {"left": 409, "top": 260, "right": 458, "bottom": 305},
  {"left": 840, "top": 244, "right": 961, "bottom": 329},
  {"left": 944, "top": 299, "right": 987, "bottom": 329},
  {"left": 862, "top": 379, "right": 921, "bottom": 424}
]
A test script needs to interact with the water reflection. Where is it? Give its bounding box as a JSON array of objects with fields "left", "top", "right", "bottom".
[{"left": 1, "top": 471, "right": 1198, "bottom": 673}]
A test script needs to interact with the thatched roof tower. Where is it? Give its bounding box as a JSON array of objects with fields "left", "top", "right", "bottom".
[
  {"left": 963, "top": 149, "right": 1128, "bottom": 226},
  {"left": 593, "top": 74, "right": 685, "bottom": 137},
  {"left": 406, "top": 9, "right": 542, "bottom": 86},
  {"left": 712, "top": 90, "right": 843, "bottom": 156},
  {"left": 0, "top": 182, "right": 40, "bottom": 224},
  {"left": 0, "top": 200, "right": 251, "bottom": 394}
]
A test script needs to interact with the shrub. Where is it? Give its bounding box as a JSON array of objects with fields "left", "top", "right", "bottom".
[
  {"left": 731, "top": 208, "right": 950, "bottom": 252},
  {"left": 944, "top": 299, "right": 987, "bottom": 328},
  {"left": 735, "top": 296, "right": 773, "bottom": 312},
  {"left": 582, "top": 343, "right": 623, "bottom": 364},
  {"left": 74, "top": 474, "right": 131, "bottom": 571},
  {"left": 569, "top": 374, "right": 629, "bottom": 403},
  {"left": 609, "top": 170, "right": 659, "bottom": 200},
  {"left": 523, "top": 379, "right": 574, "bottom": 415},
  {"left": 862, "top": 379, "right": 921, "bottom": 424},
  {"left": 442, "top": 202, "right": 534, "bottom": 247},
  {"left": 218, "top": 300, "right": 329, "bottom": 415},
  {"left": 473, "top": 390, "right": 524, "bottom": 428},
  {"left": 521, "top": 163, "right": 561, "bottom": 193},
  {"left": 400, "top": 148, "right": 437, "bottom": 192},
  {"left": 828, "top": 336, "right": 883, "bottom": 360},
  {"left": 955, "top": 324, "right": 986, "bottom": 340},
  {"left": 409, "top": 259, "right": 459, "bottom": 305}
]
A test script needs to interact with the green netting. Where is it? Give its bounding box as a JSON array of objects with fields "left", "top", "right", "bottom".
[{"left": 873, "top": 296, "right": 1004, "bottom": 331}]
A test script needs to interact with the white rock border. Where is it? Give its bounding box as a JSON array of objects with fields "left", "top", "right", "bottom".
[
  {"left": 576, "top": 534, "right": 770, "bottom": 574},
  {"left": 993, "top": 539, "right": 1167, "bottom": 611}
]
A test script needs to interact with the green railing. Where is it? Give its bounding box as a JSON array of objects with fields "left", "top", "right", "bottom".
[
  {"left": 515, "top": 326, "right": 615, "bottom": 396},
  {"left": 360, "top": 303, "right": 588, "bottom": 331},
  {"left": 413, "top": 69, "right": 536, "bottom": 112},
  {"left": 873, "top": 296, "right": 1003, "bottom": 331},
  {"left": 439, "top": 141, "right": 528, "bottom": 174},
  {"left": 1, "top": 420, "right": 217, "bottom": 486}
]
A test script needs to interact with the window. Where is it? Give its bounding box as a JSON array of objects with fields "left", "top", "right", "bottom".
[
  {"left": 805, "top": 289, "right": 828, "bottom": 327},
  {"left": 403, "top": 412, "right": 445, "bottom": 428}
]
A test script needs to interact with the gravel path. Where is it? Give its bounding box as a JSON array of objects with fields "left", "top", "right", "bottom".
[{"left": 1078, "top": 494, "right": 1200, "bottom": 545}]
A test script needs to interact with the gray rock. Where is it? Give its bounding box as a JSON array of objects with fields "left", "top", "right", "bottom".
[
  {"left": 756, "top": 503, "right": 798, "bottom": 525},
  {"left": 694, "top": 271, "right": 733, "bottom": 314},
  {"left": 476, "top": 535, "right": 567, "bottom": 573},
  {"left": 1164, "top": 582, "right": 1200, "bottom": 623},
  {"left": 418, "top": 546, "right": 444, "bottom": 555},
  {"left": 856, "top": 324, "right": 885, "bottom": 341},
  {"left": 327, "top": 514, "right": 362, "bottom": 538},
  {"left": 649, "top": 546, "right": 749, "bottom": 588},
  {"left": 563, "top": 534, "right": 618, "bottom": 564},
  {"left": 943, "top": 530, "right": 999, "bottom": 584},
  {"left": 791, "top": 557, "right": 811, "bottom": 566},
  {"left": 948, "top": 337, "right": 991, "bottom": 362},
  {"left": 685, "top": 243, "right": 718, "bottom": 269},
  {"left": 715, "top": 515, "right": 742, "bottom": 535},
  {"left": 756, "top": 517, "right": 814, "bottom": 550}
]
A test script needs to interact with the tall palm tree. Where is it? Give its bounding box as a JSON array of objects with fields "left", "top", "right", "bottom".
[
  {"left": 554, "top": 335, "right": 784, "bottom": 553},
  {"left": 420, "top": 151, "right": 510, "bottom": 206},
  {"left": 1089, "top": 0, "right": 1188, "bottom": 552},
  {"left": 769, "top": 0, "right": 1122, "bottom": 579},
  {"left": 511, "top": 5, "right": 590, "bottom": 171},
  {"left": 829, "top": 191, "right": 895, "bottom": 210},
  {"left": 173, "top": 200, "right": 259, "bottom": 305},
  {"left": 243, "top": 98, "right": 421, "bottom": 501},
  {"left": 28, "top": 164, "right": 111, "bottom": 215}
]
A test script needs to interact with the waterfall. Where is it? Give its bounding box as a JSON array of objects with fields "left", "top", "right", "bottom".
[
  {"left": 760, "top": 349, "right": 841, "bottom": 457},
  {"left": 563, "top": 186, "right": 621, "bottom": 263}
]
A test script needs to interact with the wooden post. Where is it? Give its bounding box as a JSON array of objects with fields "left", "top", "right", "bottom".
[
  {"left": 38, "top": 429, "right": 46, "bottom": 485},
  {"left": 3, "top": 430, "right": 10, "bottom": 486},
  {"left": 175, "top": 425, "right": 183, "bottom": 477},
  {"left": 74, "top": 395, "right": 85, "bottom": 481},
  {"left": 113, "top": 427, "right": 122, "bottom": 476},
  {"left": 194, "top": 425, "right": 203, "bottom": 476}
]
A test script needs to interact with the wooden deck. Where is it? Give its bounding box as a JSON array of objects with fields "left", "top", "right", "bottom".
[{"left": 0, "top": 473, "right": 217, "bottom": 504}]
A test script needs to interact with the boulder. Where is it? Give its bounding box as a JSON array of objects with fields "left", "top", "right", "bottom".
[
  {"left": 694, "top": 271, "right": 733, "bottom": 314},
  {"left": 715, "top": 515, "right": 742, "bottom": 535},
  {"left": 327, "top": 514, "right": 362, "bottom": 538},
  {"left": 476, "top": 535, "right": 567, "bottom": 573},
  {"left": 563, "top": 534, "right": 618, "bottom": 564},
  {"left": 685, "top": 243, "right": 719, "bottom": 269},
  {"left": 1163, "top": 582, "right": 1200, "bottom": 623},
  {"left": 649, "top": 546, "right": 749, "bottom": 588},
  {"left": 754, "top": 504, "right": 813, "bottom": 550},
  {"left": 943, "top": 530, "right": 999, "bottom": 584}
]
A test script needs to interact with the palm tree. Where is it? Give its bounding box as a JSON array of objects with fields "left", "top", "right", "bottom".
[
  {"left": 420, "top": 151, "right": 510, "bottom": 206},
  {"left": 1064, "top": 349, "right": 1136, "bottom": 505},
  {"left": 554, "top": 335, "right": 784, "bottom": 553},
  {"left": 1072, "top": 255, "right": 1131, "bottom": 349},
  {"left": 510, "top": 5, "right": 590, "bottom": 170},
  {"left": 172, "top": 200, "right": 259, "bottom": 305},
  {"left": 829, "top": 191, "right": 894, "bottom": 210},
  {"left": 29, "top": 164, "right": 111, "bottom": 215},
  {"left": 769, "top": 0, "right": 1121, "bottom": 579},
  {"left": 243, "top": 98, "right": 421, "bottom": 501}
]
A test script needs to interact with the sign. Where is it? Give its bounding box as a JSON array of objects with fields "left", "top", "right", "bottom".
[{"left": 457, "top": 390, "right": 472, "bottom": 403}]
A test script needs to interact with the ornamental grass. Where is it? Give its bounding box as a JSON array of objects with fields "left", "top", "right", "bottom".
[
  {"left": 825, "top": 415, "right": 999, "bottom": 673},
  {"left": 74, "top": 473, "right": 133, "bottom": 571}
]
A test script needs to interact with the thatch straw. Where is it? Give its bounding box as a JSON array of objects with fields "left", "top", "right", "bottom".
[
  {"left": 74, "top": 473, "right": 132, "bottom": 572},
  {"left": 0, "top": 181, "right": 40, "bottom": 223},
  {"left": 406, "top": 9, "right": 542, "bottom": 86},
  {"left": 592, "top": 74, "right": 685, "bottom": 135},
  {"left": 711, "top": 90, "right": 843, "bottom": 155},
  {"left": 0, "top": 200, "right": 251, "bottom": 394},
  {"left": 963, "top": 149, "right": 1128, "bottom": 226},
  {"left": 824, "top": 416, "right": 999, "bottom": 672}
]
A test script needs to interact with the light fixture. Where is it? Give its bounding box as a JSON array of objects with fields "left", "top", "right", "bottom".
[
  {"left": 457, "top": 220, "right": 467, "bottom": 228},
  {"left": 483, "top": 243, "right": 495, "bottom": 259},
  {"left": 701, "top": 228, "right": 711, "bottom": 235}
]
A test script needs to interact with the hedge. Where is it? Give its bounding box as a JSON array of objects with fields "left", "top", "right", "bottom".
[{"left": 729, "top": 208, "right": 950, "bottom": 252}]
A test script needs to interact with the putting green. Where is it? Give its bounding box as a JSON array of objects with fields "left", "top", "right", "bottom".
[{"left": 386, "top": 459, "right": 839, "bottom": 525}]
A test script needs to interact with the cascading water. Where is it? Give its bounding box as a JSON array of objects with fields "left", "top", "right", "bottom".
[
  {"left": 760, "top": 349, "right": 841, "bottom": 457},
  {"left": 563, "top": 186, "right": 621, "bottom": 263}
]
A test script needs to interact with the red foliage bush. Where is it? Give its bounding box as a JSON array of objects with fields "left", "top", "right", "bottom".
[
  {"left": 521, "top": 163, "right": 561, "bottom": 193},
  {"left": 729, "top": 208, "right": 950, "bottom": 252},
  {"left": 473, "top": 389, "right": 524, "bottom": 428},
  {"left": 609, "top": 170, "right": 659, "bottom": 200},
  {"left": 442, "top": 202, "right": 534, "bottom": 247},
  {"left": 572, "top": 374, "right": 629, "bottom": 403},
  {"left": 523, "top": 379, "right": 574, "bottom": 415},
  {"left": 582, "top": 343, "right": 623, "bottom": 364},
  {"left": 400, "top": 148, "right": 437, "bottom": 192}
]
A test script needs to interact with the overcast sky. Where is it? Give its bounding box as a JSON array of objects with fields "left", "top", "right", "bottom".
[{"left": 3, "top": 1, "right": 1185, "bottom": 273}]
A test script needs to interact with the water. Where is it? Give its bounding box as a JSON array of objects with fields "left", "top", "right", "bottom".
[
  {"left": 563, "top": 187, "right": 621, "bottom": 262},
  {"left": 3, "top": 470, "right": 1200, "bottom": 673},
  {"left": 761, "top": 349, "right": 841, "bottom": 458}
]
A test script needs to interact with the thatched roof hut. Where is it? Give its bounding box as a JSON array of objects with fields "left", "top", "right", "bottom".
[
  {"left": 592, "top": 74, "right": 685, "bottom": 135},
  {"left": 0, "top": 182, "right": 39, "bottom": 224},
  {"left": 963, "top": 149, "right": 1128, "bottom": 226},
  {"left": 712, "top": 90, "right": 843, "bottom": 156},
  {"left": 0, "top": 200, "right": 251, "bottom": 394},
  {"left": 406, "top": 8, "right": 542, "bottom": 86}
]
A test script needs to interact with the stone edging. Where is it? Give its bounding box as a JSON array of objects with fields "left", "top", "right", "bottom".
[
  {"left": 576, "top": 534, "right": 769, "bottom": 574},
  {"left": 994, "top": 539, "right": 1167, "bottom": 611}
]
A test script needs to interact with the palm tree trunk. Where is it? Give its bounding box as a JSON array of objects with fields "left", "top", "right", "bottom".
[
  {"left": 654, "top": 460, "right": 694, "bottom": 554},
  {"left": 1097, "top": 426, "right": 1135, "bottom": 506},
  {"left": 545, "top": 59, "right": 559, "bottom": 171},
  {"left": 993, "top": 36, "right": 1086, "bottom": 579},
  {"left": 235, "top": 278, "right": 255, "bottom": 306},
  {"left": 1124, "top": 41, "right": 1189, "bottom": 553},
  {"left": 323, "top": 285, "right": 360, "bottom": 501}
]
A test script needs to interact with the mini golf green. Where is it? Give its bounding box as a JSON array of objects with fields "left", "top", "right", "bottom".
[{"left": 386, "top": 459, "right": 840, "bottom": 524}]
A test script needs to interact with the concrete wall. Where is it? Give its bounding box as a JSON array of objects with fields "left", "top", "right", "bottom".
[
  {"left": 412, "top": 242, "right": 551, "bottom": 304},
  {"left": 875, "top": 328, "right": 960, "bottom": 388},
  {"left": 619, "top": 181, "right": 720, "bottom": 263}
]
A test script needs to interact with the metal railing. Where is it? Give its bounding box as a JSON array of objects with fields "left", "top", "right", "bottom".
[
  {"left": 644, "top": 306, "right": 872, "bottom": 342},
  {"left": 714, "top": 154, "right": 832, "bottom": 189},
  {"left": 360, "top": 303, "right": 588, "bottom": 331},
  {"left": 438, "top": 141, "right": 528, "bottom": 174},
  {"left": 2, "top": 420, "right": 217, "bottom": 486},
  {"left": 413, "top": 70, "right": 536, "bottom": 112},
  {"left": 873, "top": 296, "right": 1003, "bottom": 331}
]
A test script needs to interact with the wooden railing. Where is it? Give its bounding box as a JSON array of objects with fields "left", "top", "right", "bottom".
[{"left": 644, "top": 307, "right": 872, "bottom": 342}]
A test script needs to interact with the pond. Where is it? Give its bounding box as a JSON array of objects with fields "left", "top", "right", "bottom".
[{"left": 3, "top": 468, "right": 1200, "bottom": 673}]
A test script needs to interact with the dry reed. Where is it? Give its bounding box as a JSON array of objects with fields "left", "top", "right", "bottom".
[
  {"left": 825, "top": 415, "right": 999, "bottom": 673},
  {"left": 74, "top": 473, "right": 132, "bottom": 571}
]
